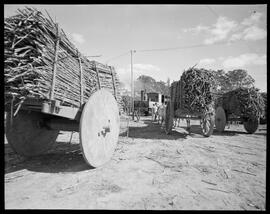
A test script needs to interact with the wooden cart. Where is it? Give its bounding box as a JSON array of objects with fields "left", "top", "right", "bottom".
[
  {"left": 215, "top": 92, "right": 260, "bottom": 134},
  {"left": 164, "top": 81, "right": 215, "bottom": 137},
  {"left": 5, "top": 62, "right": 121, "bottom": 168}
]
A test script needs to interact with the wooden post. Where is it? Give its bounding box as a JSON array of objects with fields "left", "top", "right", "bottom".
[
  {"left": 94, "top": 62, "right": 101, "bottom": 89},
  {"left": 131, "top": 50, "right": 134, "bottom": 120},
  {"left": 110, "top": 66, "right": 117, "bottom": 99},
  {"left": 10, "top": 95, "right": 14, "bottom": 127},
  {"left": 78, "top": 52, "right": 84, "bottom": 106},
  {"left": 50, "top": 23, "right": 60, "bottom": 100}
]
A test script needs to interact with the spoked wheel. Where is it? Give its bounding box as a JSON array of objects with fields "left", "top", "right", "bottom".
[
  {"left": 5, "top": 110, "right": 59, "bottom": 156},
  {"left": 215, "top": 106, "right": 226, "bottom": 132},
  {"left": 79, "top": 89, "right": 120, "bottom": 168},
  {"left": 243, "top": 117, "right": 259, "bottom": 134},
  {"left": 200, "top": 113, "right": 215, "bottom": 137},
  {"left": 165, "top": 101, "right": 174, "bottom": 135}
]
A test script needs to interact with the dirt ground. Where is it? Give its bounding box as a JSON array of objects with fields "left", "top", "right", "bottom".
[{"left": 5, "top": 116, "right": 266, "bottom": 210}]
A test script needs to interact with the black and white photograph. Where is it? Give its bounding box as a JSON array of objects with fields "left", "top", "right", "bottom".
[{"left": 4, "top": 4, "right": 267, "bottom": 210}]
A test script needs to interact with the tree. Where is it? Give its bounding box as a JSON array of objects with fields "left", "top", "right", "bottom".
[
  {"left": 226, "top": 69, "right": 255, "bottom": 90},
  {"left": 134, "top": 75, "right": 170, "bottom": 97},
  {"left": 121, "top": 95, "right": 132, "bottom": 113},
  {"left": 156, "top": 80, "right": 170, "bottom": 96},
  {"left": 212, "top": 69, "right": 255, "bottom": 93}
]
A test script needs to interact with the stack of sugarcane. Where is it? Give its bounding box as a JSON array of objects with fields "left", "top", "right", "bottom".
[
  {"left": 4, "top": 7, "right": 123, "bottom": 113},
  {"left": 218, "top": 87, "right": 264, "bottom": 119},
  {"left": 172, "top": 68, "right": 216, "bottom": 114}
]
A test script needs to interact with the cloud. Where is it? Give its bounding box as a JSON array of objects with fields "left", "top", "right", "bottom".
[
  {"left": 198, "top": 58, "right": 216, "bottom": 66},
  {"left": 242, "top": 26, "right": 266, "bottom": 41},
  {"left": 183, "top": 25, "right": 209, "bottom": 34},
  {"left": 182, "top": 12, "right": 266, "bottom": 44},
  {"left": 229, "top": 25, "right": 266, "bottom": 42},
  {"left": 242, "top": 12, "right": 263, "bottom": 26},
  {"left": 71, "top": 33, "right": 85, "bottom": 44},
  {"left": 229, "top": 33, "right": 243, "bottom": 42},
  {"left": 222, "top": 53, "right": 266, "bottom": 69},
  {"left": 133, "top": 64, "right": 161, "bottom": 72},
  {"left": 204, "top": 16, "right": 238, "bottom": 44}
]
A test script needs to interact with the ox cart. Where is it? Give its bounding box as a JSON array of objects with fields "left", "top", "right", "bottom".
[
  {"left": 5, "top": 8, "right": 122, "bottom": 168},
  {"left": 215, "top": 87, "right": 264, "bottom": 134},
  {"left": 164, "top": 77, "right": 215, "bottom": 137},
  {"left": 5, "top": 62, "right": 121, "bottom": 168}
]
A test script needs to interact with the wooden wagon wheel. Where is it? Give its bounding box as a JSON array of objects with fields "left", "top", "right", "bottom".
[
  {"left": 215, "top": 106, "right": 226, "bottom": 132},
  {"left": 165, "top": 101, "right": 174, "bottom": 134},
  {"left": 243, "top": 117, "right": 259, "bottom": 134},
  {"left": 5, "top": 110, "right": 59, "bottom": 156},
  {"left": 201, "top": 113, "right": 215, "bottom": 137},
  {"left": 79, "top": 89, "right": 120, "bottom": 168}
]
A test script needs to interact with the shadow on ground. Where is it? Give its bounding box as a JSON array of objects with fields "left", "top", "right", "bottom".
[
  {"left": 119, "top": 118, "right": 253, "bottom": 139},
  {"left": 120, "top": 119, "right": 188, "bottom": 140},
  {"left": 212, "top": 129, "right": 247, "bottom": 136},
  {"left": 5, "top": 142, "right": 93, "bottom": 174},
  {"left": 173, "top": 125, "right": 247, "bottom": 138}
]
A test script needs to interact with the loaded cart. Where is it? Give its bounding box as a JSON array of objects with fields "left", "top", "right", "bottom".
[
  {"left": 4, "top": 8, "right": 123, "bottom": 167},
  {"left": 164, "top": 68, "right": 216, "bottom": 137},
  {"left": 215, "top": 87, "right": 265, "bottom": 134}
]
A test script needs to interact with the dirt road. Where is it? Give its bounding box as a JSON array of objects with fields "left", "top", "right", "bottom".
[{"left": 5, "top": 116, "right": 266, "bottom": 210}]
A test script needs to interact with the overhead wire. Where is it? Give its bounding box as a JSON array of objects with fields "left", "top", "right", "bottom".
[
  {"left": 105, "top": 51, "right": 130, "bottom": 63},
  {"left": 206, "top": 5, "right": 220, "bottom": 18},
  {"left": 135, "top": 40, "right": 231, "bottom": 53}
]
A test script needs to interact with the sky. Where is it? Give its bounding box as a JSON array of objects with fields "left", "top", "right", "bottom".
[{"left": 4, "top": 4, "right": 267, "bottom": 92}]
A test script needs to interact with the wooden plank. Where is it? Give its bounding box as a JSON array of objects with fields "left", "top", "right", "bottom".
[
  {"left": 110, "top": 66, "right": 117, "bottom": 98},
  {"left": 41, "top": 102, "right": 81, "bottom": 120},
  {"left": 94, "top": 62, "right": 101, "bottom": 90},
  {"left": 50, "top": 23, "right": 60, "bottom": 100},
  {"left": 78, "top": 53, "right": 84, "bottom": 106}
]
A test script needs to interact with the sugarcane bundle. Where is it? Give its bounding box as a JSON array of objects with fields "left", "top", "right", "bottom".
[
  {"left": 4, "top": 7, "right": 123, "bottom": 113},
  {"left": 172, "top": 68, "right": 216, "bottom": 114},
  {"left": 218, "top": 87, "right": 264, "bottom": 119}
]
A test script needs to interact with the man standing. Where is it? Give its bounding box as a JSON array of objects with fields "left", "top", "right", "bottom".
[{"left": 152, "top": 103, "right": 158, "bottom": 122}]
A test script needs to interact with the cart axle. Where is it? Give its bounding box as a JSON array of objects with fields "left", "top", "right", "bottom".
[{"left": 45, "top": 118, "right": 79, "bottom": 131}]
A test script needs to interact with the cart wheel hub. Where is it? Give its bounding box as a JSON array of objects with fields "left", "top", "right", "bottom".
[{"left": 99, "top": 125, "right": 111, "bottom": 137}]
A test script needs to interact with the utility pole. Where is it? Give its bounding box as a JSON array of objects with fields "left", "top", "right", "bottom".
[{"left": 130, "top": 50, "right": 134, "bottom": 120}]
